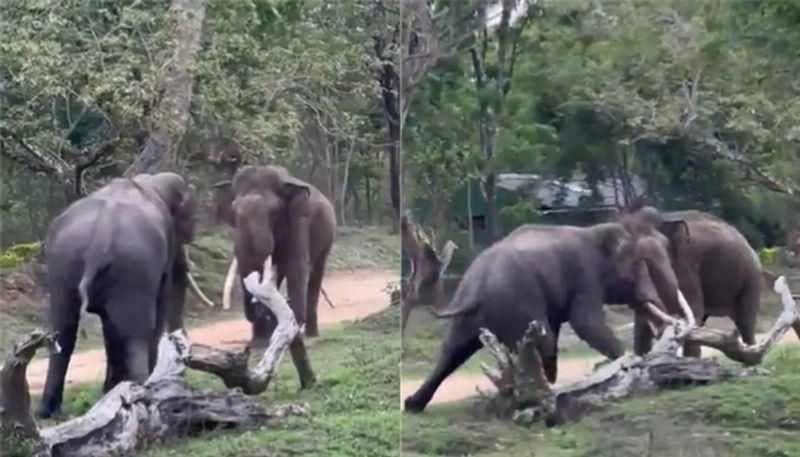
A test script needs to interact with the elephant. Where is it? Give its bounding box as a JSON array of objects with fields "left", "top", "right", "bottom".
[
  {"left": 403, "top": 209, "right": 688, "bottom": 413},
  {"left": 630, "top": 208, "right": 764, "bottom": 357},
  {"left": 38, "top": 172, "right": 201, "bottom": 418},
  {"left": 212, "top": 164, "right": 336, "bottom": 389}
]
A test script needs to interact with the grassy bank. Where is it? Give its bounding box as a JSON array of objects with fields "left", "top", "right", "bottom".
[
  {"left": 402, "top": 344, "right": 800, "bottom": 457},
  {"left": 43, "top": 306, "right": 401, "bottom": 457}
]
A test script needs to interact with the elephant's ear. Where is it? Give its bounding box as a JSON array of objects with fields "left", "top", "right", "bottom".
[
  {"left": 176, "top": 184, "right": 198, "bottom": 242},
  {"left": 212, "top": 180, "right": 236, "bottom": 227},
  {"left": 283, "top": 177, "right": 311, "bottom": 220},
  {"left": 661, "top": 219, "right": 690, "bottom": 253}
]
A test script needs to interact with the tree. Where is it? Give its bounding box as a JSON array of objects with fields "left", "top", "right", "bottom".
[{"left": 124, "top": 0, "right": 207, "bottom": 176}]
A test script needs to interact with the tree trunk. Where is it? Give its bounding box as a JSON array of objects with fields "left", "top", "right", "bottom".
[
  {"left": 339, "top": 141, "right": 353, "bottom": 226},
  {"left": 366, "top": 176, "right": 373, "bottom": 224},
  {"left": 124, "top": 0, "right": 207, "bottom": 177},
  {"left": 467, "top": 178, "right": 475, "bottom": 251}
]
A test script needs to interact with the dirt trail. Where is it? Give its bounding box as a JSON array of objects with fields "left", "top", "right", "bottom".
[
  {"left": 26, "top": 268, "right": 396, "bottom": 395},
  {"left": 401, "top": 331, "right": 800, "bottom": 407}
]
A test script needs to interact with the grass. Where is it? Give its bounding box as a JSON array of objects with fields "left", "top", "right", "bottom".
[
  {"left": 0, "top": 225, "right": 399, "bottom": 355},
  {"left": 402, "top": 344, "right": 800, "bottom": 457},
  {"left": 38, "top": 306, "right": 401, "bottom": 457}
]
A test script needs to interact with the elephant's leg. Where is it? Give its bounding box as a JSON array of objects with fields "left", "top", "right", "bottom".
[
  {"left": 242, "top": 277, "right": 271, "bottom": 351},
  {"left": 151, "top": 272, "right": 172, "bottom": 372},
  {"left": 568, "top": 295, "right": 624, "bottom": 361},
  {"left": 404, "top": 316, "right": 482, "bottom": 413},
  {"left": 125, "top": 338, "right": 152, "bottom": 383},
  {"left": 285, "top": 259, "right": 315, "bottom": 388},
  {"left": 166, "top": 251, "right": 188, "bottom": 332},
  {"left": 100, "top": 318, "right": 127, "bottom": 392},
  {"left": 37, "top": 288, "right": 81, "bottom": 418},
  {"left": 305, "top": 249, "right": 330, "bottom": 338},
  {"left": 105, "top": 284, "right": 158, "bottom": 383},
  {"left": 633, "top": 313, "right": 655, "bottom": 356},
  {"left": 732, "top": 282, "right": 760, "bottom": 346},
  {"left": 542, "top": 320, "right": 560, "bottom": 383}
]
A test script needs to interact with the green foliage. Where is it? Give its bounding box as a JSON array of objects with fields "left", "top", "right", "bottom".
[
  {"left": 406, "top": 0, "right": 799, "bottom": 244},
  {"left": 760, "top": 247, "right": 781, "bottom": 266},
  {"left": 0, "top": 431, "right": 36, "bottom": 457},
  {"left": 1, "top": 0, "right": 396, "bottom": 243},
  {"left": 0, "top": 242, "right": 41, "bottom": 269}
]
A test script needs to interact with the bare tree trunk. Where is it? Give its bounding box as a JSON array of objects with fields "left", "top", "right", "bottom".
[
  {"left": 339, "top": 141, "right": 353, "bottom": 226},
  {"left": 467, "top": 178, "right": 475, "bottom": 251},
  {"left": 365, "top": 177, "right": 373, "bottom": 224},
  {"left": 124, "top": 0, "right": 207, "bottom": 177}
]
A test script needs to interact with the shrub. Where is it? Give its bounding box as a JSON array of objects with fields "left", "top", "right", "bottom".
[{"left": 0, "top": 242, "right": 42, "bottom": 269}]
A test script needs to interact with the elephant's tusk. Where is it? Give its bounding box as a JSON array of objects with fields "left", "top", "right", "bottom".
[
  {"left": 184, "top": 249, "right": 216, "bottom": 307},
  {"left": 187, "top": 270, "right": 216, "bottom": 307},
  {"left": 676, "top": 289, "right": 696, "bottom": 326},
  {"left": 222, "top": 257, "right": 238, "bottom": 310},
  {"left": 643, "top": 301, "right": 679, "bottom": 327}
]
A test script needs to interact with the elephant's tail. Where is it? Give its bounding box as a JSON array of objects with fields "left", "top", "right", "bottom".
[
  {"left": 78, "top": 202, "right": 116, "bottom": 314},
  {"left": 430, "top": 276, "right": 479, "bottom": 318}
]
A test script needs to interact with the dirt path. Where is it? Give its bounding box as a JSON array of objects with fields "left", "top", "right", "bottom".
[
  {"left": 401, "top": 331, "right": 800, "bottom": 407},
  {"left": 27, "top": 268, "right": 396, "bottom": 395}
]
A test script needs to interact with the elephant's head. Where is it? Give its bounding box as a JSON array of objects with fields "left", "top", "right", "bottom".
[
  {"left": 133, "top": 172, "right": 198, "bottom": 244},
  {"left": 213, "top": 165, "right": 310, "bottom": 276},
  {"left": 603, "top": 206, "right": 689, "bottom": 325}
]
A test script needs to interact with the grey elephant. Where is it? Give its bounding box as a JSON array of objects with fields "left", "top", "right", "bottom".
[
  {"left": 404, "top": 210, "right": 687, "bottom": 413},
  {"left": 212, "top": 165, "right": 336, "bottom": 388},
  {"left": 630, "top": 208, "right": 763, "bottom": 356},
  {"left": 38, "top": 172, "right": 199, "bottom": 418}
]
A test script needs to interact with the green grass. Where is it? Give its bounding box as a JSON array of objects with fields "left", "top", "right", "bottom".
[
  {"left": 39, "top": 306, "right": 401, "bottom": 457},
  {"left": 402, "top": 345, "right": 800, "bottom": 457}
]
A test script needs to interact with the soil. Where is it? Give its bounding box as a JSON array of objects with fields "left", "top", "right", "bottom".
[{"left": 25, "top": 268, "right": 397, "bottom": 394}]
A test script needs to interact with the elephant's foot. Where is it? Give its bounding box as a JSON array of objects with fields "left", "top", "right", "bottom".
[
  {"left": 248, "top": 318, "right": 274, "bottom": 352},
  {"left": 36, "top": 399, "right": 60, "bottom": 419},
  {"left": 404, "top": 394, "right": 427, "bottom": 413},
  {"left": 299, "top": 371, "right": 317, "bottom": 389},
  {"left": 247, "top": 337, "right": 270, "bottom": 353}
]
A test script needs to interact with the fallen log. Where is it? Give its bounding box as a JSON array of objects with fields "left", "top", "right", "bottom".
[
  {"left": 479, "top": 276, "right": 799, "bottom": 427},
  {"left": 0, "top": 257, "right": 309, "bottom": 457}
]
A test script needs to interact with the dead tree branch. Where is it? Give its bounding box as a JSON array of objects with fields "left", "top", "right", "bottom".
[
  {"left": 0, "top": 258, "right": 307, "bottom": 457},
  {"left": 479, "top": 276, "right": 799, "bottom": 426},
  {"left": 401, "top": 212, "right": 457, "bottom": 348}
]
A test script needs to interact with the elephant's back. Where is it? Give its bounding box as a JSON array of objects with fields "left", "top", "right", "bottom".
[
  {"left": 686, "top": 218, "right": 761, "bottom": 313},
  {"left": 453, "top": 230, "right": 592, "bottom": 319}
]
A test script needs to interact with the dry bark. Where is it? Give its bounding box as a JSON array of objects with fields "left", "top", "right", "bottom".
[
  {"left": 400, "top": 213, "right": 456, "bottom": 350},
  {"left": 480, "top": 276, "right": 800, "bottom": 426},
  {"left": 0, "top": 258, "right": 307, "bottom": 457}
]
